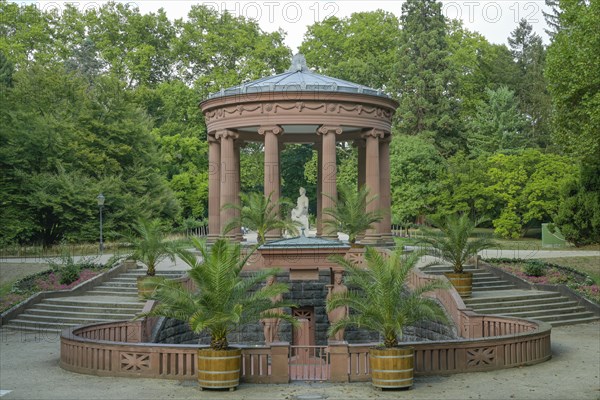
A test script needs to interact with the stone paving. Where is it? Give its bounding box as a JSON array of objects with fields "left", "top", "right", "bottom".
[{"left": 0, "top": 321, "right": 599, "bottom": 399}]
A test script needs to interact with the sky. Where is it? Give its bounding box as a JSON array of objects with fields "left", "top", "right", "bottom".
[{"left": 28, "top": 1, "right": 552, "bottom": 51}]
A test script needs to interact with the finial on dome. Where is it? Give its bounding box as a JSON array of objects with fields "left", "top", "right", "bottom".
[{"left": 287, "top": 53, "right": 312, "bottom": 73}]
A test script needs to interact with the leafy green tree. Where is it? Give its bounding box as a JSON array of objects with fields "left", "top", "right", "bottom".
[
  {"left": 543, "top": 0, "right": 562, "bottom": 37},
  {"left": 85, "top": 3, "right": 176, "bottom": 87},
  {"left": 323, "top": 185, "right": 383, "bottom": 244},
  {"left": 176, "top": 5, "right": 290, "bottom": 93},
  {"left": 390, "top": 134, "right": 444, "bottom": 224},
  {"left": 0, "top": 51, "right": 14, "bottom": 88},
  {"left": 0, "top": 3, "right": 56, "bottom": 66},
  {"left": 222, "top": 192, "right": 300, "bottom": 244},
  {"left": 0, "top": 64, "right": 178, "bottom": 245},
  {"left": 139, "top": 238, "right": 297, "bottom": 350},
  {"left": 545, "top": 0, "right": 600, "bottom": 159},
  {"left": 65, "top": 38, "right": 105, "bottom": 80},
  {"left": 300, "top": 11, "right": 401, "bottom": 88},
  {"left": 466, "top": 86, "right": 529, "bottom": 156},
  {"left": 393, "top": 0, "right": 462, "bottom": 156},
  {"left": 485, "top": 150, "right": 577, "bottom": 238},
  {"left": 281, "top": 144, "right": 316, "bottom": 212},
  {"left": 240, "top": 143, "right": 264, "bottom": 194},
  {"left": 327, "top": 246, "right": 448, "bottom": 348},
  {"left": 446, "top": 21, "right": 519, "bottom": 122},
  {"left": 432, "top": 153, "right": 492, "bottom": 218},
  {"left": 508, "top": 19, "right": 552, "bottom": 148},
  {"left": 554, "top": 157, "right": 600, "bottom": 246}
]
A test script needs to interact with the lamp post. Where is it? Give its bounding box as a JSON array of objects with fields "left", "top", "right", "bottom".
[{"left": 97, "top": 193, "right": 105, "bottom": 253}]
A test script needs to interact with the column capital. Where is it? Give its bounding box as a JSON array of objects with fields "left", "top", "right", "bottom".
[
  {"left": 208, "top": 134, "right": 220, "bottom": 144},
  {"left": 317, "top": 125, "right": 343, "bottom": 136},
  {"left": 215, "top": 129, "right": 239, "bottom": 140},
  {"left": 258, "top": 125, "right": 284, "bottom": 136},
  {"left": 361, "top": 128, "right": 385, "bottom": 139}
]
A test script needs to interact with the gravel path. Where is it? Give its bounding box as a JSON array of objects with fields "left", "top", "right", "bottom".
[
  {"left": 0, "top": 321, "right": 598, "bottom": 400},
  {"left": 0, "top": 264, "right": 50, "bottom": 285}
]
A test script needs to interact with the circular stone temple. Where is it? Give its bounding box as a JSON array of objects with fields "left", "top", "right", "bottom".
[{"left": 200, "top": 54, "right": 399, "bottom": 244}]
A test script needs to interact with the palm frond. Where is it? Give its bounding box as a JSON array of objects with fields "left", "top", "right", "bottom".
[
  {"left": 142, "top": 238, "right": 296, "bottom": 349},
  {"left": 326, "top": 245, "right": 449, "bottom": 347},
  {"left": 418, "top": 214, "right": 495, "bottom": 273},
  {"left": 323, "top": 185, "right": 383, "bottom": 243}
]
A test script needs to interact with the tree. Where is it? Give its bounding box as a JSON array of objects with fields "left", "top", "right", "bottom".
[
  {"left": 508, "top": 19, "right": 552, "bottom": 148},
  {"left": 485, "top": 150, "right": 577, "bottom": 238},
  {"left": 0, "top": 51, "right": 14, "bottom": 88},
  {"left": 553, "top": 157, "right": 600, "bottom": 246},
  {"left": 466, "top": 86, "right": 530, "bottom": 156},
  {"left": 280, "top": 144, "right": 316, "bottom": 213},
  {"left": 544, "top": 0, "right": 562, "bottom": 38},
  {"left": 545, "top": 0, "right": 600, "bottom": 159},
  {"left": 322, "top": 185, "right": 383, "bottom": 244},
  {"left": 390, "top": 134, "right": 444, "bottom": 224},
  {"left": 326, "top": 246, "right": 448, "bottom": 348},
  {"left": 176, "top": 5, "right": 291, "bottom": 93},
  {"left": 0, "top": 63, "right": 178, "bottom": 245},
  {"left": 300, "top": 11, "right": 401, "bottom": 89},
  {"left": 393, "top": 0, "right": 462, "bottom": 156},
  {"left": 432, "top": 153, "right": 492, "bottom": 219},
  {"left": 222, "top": 192, "right": 300, "bottom": 244},
  {"left": 139, "top": 238, "right": 296, "bottom": 350}
]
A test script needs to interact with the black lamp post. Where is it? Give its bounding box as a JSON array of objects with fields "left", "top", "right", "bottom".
[{"left": 97, "top": 193, "right": 105, "bottom": 253}]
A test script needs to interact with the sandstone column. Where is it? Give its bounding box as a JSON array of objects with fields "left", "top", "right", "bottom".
[
  {"left": 217, "top": 129, "right": 239, "bottom": 239},
  {"left": 259, "top": 125, "right": 283, "bottom": 240},
  {"left": 317, "top": 125, "right": 342, "bottom": 240},
  {"left": 234, "top": 141, "right": 243, "bottom": 241},
  {"left": 207, "top": 134, "right": 221, "bottom": 242},
  {"left": 362, "top": 129, "right": 383, "bottom": 244},
  {"left": 314, "top": 143, "right": 323, "bottom": 236},
  {"left": 379, "top": 135, "right": 393, "bottom": 244},
  {"left": 356, "top": 139, "right": 366, "bottom": 191}
]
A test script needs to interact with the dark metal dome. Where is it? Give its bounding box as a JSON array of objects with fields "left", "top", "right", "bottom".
[{"left": 206, "top": 54, "right": 390, "bottom": 100}]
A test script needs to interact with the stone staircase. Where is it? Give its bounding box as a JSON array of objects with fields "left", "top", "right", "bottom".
[
  {"left": 2, "top": 268, "right": 186, "bottom": 333},
  {"left": 422, "top": 265, "right": 517, "bottom": 293},
  {"left": 421, "top": 265, "right": 599, "bottom": 326}
]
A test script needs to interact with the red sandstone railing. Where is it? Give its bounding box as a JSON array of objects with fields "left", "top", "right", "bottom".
[
  {"left": 59, "top": 250, "right": 551, "bottom": 382},
  {"left": 60, "top": 316, "right": 551, "bottom": 382},
  {"left": 60, "top": 321, "right": 286, "bottom": 382}
]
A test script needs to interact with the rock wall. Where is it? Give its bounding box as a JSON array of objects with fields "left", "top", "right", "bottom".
[{"left": 154, "top": 270, "right": 457, "bottom": 345}]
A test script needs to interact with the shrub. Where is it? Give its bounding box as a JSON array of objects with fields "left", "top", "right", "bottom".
[
  {"left": 523, "top": 260, "right": 546, "bottom": 277},
  {"left": 59, "top": 262, "right": 80, "bottom": 285}
]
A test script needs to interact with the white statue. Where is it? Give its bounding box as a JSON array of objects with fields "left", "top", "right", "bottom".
[{"left": 291, "top": 187, "right": 310, "bottom": 232}]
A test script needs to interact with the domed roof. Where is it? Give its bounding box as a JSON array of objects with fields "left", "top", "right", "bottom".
[{"left": 206, "top": 54, "right": 390, "bottom": 100}]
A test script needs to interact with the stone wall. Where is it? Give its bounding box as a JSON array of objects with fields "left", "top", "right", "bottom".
[{"left": 154, "top": 270, "right": 457, "bottom": 345}]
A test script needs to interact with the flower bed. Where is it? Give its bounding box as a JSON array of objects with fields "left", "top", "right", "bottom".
[
  {"left": 1, "top": 266, "right": 106, "bottom": 313},
  {"left": 486, "top": 258, "right": 600, "bottom": 304}
]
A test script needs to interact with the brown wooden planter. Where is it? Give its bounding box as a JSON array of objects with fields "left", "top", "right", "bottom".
[
  {"left": 444, "top": 272, "right": 473, "bottom": 298},
  {"left": 369, "top": 347, "right": 414, "bottom": 389},
  {"left": 197, "top": 348, "right": 242, "bottom": 390},
  {"left": 136, "top": 276, "right": 154, "bottom": 299}
]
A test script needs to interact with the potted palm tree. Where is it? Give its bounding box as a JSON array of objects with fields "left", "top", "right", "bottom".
[
  {"left": 326, "top": 246, "right": 448, "bottom": 389},
  {"left": 124, "top": 218, "right": 185, "bottom": 297},
  {"left": 138, "top": 238, "right": 296, "bottom": 390},
  {"left": 323, "top": 185, "right": 383, "bottom": 246},
  {"left": 222, "top": 192, "right": 301, "bottom": 244},
  {"left": 418, "top": 214, "right": 495, "bottom": 298}
]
